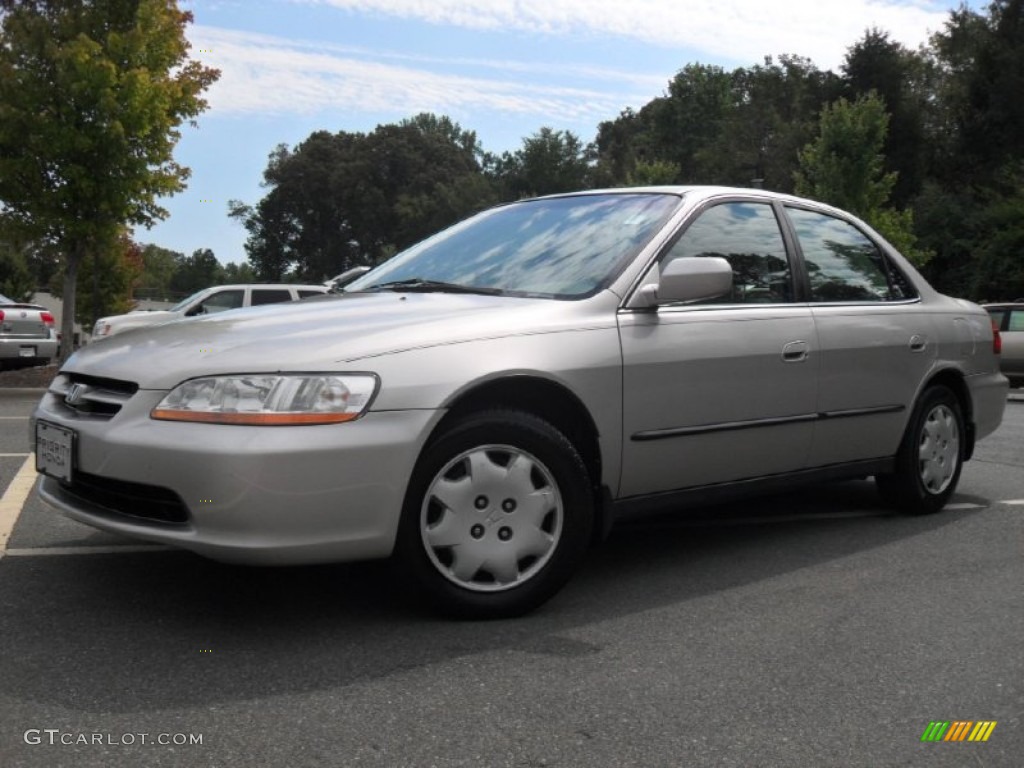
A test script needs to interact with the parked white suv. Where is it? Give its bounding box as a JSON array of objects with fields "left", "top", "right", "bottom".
[{"left": 92, "top": 283, "right": 328, "bottom": 339}]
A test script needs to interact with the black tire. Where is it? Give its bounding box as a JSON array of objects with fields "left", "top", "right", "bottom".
[
  {"left": 876, "top": 385, "right": 965, "bottom": 515},
  {"left": 394, "top": 410, "right": 593, "bottom": 619}
]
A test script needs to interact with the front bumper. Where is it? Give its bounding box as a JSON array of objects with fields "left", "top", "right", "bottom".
[{"left": 33, "top": 387, "right": 442, "bottom": 565}]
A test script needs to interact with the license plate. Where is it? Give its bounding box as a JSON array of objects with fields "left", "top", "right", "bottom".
[
  {"left": 19, "top": 346, "right": 36, "bottom": 358},
  {"left": 36, "top": 421, "right": 75, "bottom": 483}
]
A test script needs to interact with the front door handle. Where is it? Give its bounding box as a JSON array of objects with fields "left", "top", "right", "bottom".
[
  {"left": 909, "top": 334, "right": 928, "bottom": 353},
  {"left": 782, "top": 340, "right": 809, "bottom": 362}
]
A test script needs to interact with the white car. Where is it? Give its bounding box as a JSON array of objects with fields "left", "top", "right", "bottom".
[{"left": 92, "top": 283, "right": 328, "bottom": 339}]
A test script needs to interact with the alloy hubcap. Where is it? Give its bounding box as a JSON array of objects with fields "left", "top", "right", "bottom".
[
  {"left": 918, "top": 404, "right": 959, "bottom": 494},
  {"left": 420, "top": 445, "right": 563, "bottom": 592}
]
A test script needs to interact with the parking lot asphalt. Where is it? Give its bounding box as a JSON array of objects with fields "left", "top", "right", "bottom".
[{"left": 1, "top": 389, "right": 1022, "bottom": 767}]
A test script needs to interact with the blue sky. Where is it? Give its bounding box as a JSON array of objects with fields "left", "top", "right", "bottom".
[{"left": 150, "top": 0, "right": 981, "bottom": 266}]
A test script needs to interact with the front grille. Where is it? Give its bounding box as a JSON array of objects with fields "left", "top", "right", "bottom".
[
  {"left": 60, "top": 471, "right": 189, "bottom": 525},
  {"left": 49, "top": 373, "right": 139, "bottom": 420}
]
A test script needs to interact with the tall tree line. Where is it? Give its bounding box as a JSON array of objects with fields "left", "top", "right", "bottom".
[{"left": 231, "top": 1, "right": 1023, "bottom": 300}]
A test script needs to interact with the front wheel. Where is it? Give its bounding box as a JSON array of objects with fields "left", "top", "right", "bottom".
[
  {"left": 876, "top": 385, "right": 964, "bottom": 515},
  {"left": 395, "top": 410, "right": 593, "bottom": 619}
]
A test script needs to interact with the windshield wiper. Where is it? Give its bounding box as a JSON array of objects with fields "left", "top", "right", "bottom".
[{"left": 363, "top": 278, "right": 504, "bottom": 296}]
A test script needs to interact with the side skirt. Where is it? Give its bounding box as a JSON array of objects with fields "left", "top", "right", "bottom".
[{"left": 611, "top": 458, "right": 895, "bottom": 521}]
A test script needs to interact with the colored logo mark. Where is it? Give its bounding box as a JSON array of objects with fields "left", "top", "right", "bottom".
[{"left": 921, "top": 721, "right": 997, "bottom": 742}]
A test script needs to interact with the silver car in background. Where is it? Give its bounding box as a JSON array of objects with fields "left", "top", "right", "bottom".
[
  {"left": 984, "top": 303, "right": 1024, "bottom": 387},
  {"left": 0, "top": 292, "right": 58, "bottom": 368},
  {"left": 33, "top": 187, "right": 1007, "bottom": 618}
]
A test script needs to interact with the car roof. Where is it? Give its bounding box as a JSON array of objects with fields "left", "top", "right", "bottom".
[
  {"left": 209, "top": 284, "right": 327, "bottom": 290},
  {"left": 529, "top": 185, "right": 858, "bottom": 220}
]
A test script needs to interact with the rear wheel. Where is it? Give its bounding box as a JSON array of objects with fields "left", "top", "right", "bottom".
[
  {"left": 876, "top": 385, "right": 964, "bottom": 515},
  {"left": 395, "top": 410, "right": 593, "bottom": 618}
]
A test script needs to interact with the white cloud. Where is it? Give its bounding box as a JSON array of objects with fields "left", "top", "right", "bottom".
[
  {"left": 297, "top": 0, "right": 953, "bottom": 70},
  {"left": 190, "top": 25, "right": 648, "bottom": 120}
]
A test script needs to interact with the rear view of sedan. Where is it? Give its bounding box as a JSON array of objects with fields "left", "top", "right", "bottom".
[
  {"left": 33, "top": 187, "right": 1007, "bottom": 618},
  {"left": 985, "top": 303, "right": 1024, "bottom": 387}
]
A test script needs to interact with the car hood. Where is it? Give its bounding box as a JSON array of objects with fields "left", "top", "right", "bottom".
[{"left": 63, "top": 291, "right": 613, "bottom": 389}]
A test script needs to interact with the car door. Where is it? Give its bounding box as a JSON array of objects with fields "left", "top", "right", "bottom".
[
  {"left": 782, "top": 205, "right": 932, "bottom": 466},
  {"left": 618, "top": 199, "right": 818, "bottom": 497}
]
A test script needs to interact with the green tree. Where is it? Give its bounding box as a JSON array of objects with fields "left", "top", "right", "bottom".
[
  {"left": 652, "top": 64, "right": 732, "bottom": 182},
  {"left": 48, "top": 232, "right": 145, "bottom": 326},
  {"left": 704, "top": 55, "right": 841, "bottom": 191},
  {"left": 169, "top": 248, "right": 221, "bottom": 295},
  {"left": 842, "top": 29, "right": 933, "bottom": 205},
  {"left": 591, "top": 57, "right": 839, "bottom": 191},
  {"left": 932, "top": 0, "right": 1024, "bottom": 183},
  {"left": 0, "top": 0, "right": 219, "bottom": 360},
  {"left": 591, "top": 108, "right": 643, "bottom": 187},
  {"left": 795, "top": 93, "right": 895, "bottom": 213},
  {"left": 134, "top": 243, "right": 183, "bottom": 300},
  {"left": 495, "top": 127, "right": 590, "bottom": 198},
  {"left": 627, "top": 160, "right": 681, "bottom": 186},
  {"left": 0, "top": 241, "right": 37, "bottom": 302},
  {"left": 231, "top": 114, "right": 494, "bottom": 281},
  {"left": 795, "top": 93, "right": 931, "bottom": 265},
  {"left": 221, "top": 261, "right": 256, "bottom": 284}
]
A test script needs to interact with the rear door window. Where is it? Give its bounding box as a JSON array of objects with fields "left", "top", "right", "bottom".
[
  {"left": 250, "top": 289, "right": 294, "bottom": 306},
  {"left": 786, "top": 207, "right": 916, "bottom": 302}
]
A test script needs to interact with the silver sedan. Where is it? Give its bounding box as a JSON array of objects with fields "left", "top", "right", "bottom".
[{"left": 32, "top": 187, "right": 1008, "bottom": 618}]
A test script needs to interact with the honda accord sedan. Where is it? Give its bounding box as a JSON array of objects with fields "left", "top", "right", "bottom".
[{"left": 33, "top": 187, "right": 1008, "bottom": 618}]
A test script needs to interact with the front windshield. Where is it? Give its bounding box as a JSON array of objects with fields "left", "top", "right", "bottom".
[
  {"left": 169, "top": 287, "right": 213, "bottom": 313},
  {"left": 346, "top": 193, "right": 682, "bottom": 298}
]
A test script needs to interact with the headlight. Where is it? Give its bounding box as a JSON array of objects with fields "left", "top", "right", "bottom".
[{"left": 151, "top": 374, "right": 378, "bottom": 425}]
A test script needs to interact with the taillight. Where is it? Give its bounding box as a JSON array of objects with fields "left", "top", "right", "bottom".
[
  {"left": 992, "top": 324, "right": 1001, "bottom": 355},
  {"left": 41, "top": 311, "right": 55, "bottom": 326},
  {"left": 0, "top": 310, "right": 4, "bottom": 322}
]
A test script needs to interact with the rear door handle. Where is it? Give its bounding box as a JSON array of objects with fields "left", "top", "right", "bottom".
[
  {"left": 909, "top": 334, "right": 928, "bottom": 353},
  {"left": 782, "top": 340, "right": 809, "bottom": 362}
]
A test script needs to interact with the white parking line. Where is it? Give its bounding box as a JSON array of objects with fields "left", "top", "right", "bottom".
[
  {"left": 0, "top": 453, "right": 31, "bottom": 457},
  {"left": 0, "top": 455, "right": 37, "bottom": 556},
  {"left": 0, "top": 416, "right": 30, "bottom": 420},
  {"left": 1002, "top": 499, "right": 1024, "bottom": 506},
  {"left": 944, "top": 503, "right": 984, "bottom": 510}
]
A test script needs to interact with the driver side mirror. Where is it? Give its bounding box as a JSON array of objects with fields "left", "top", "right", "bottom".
[{"left": 633, "top": 256, "right": 733, "bottom": 308}]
